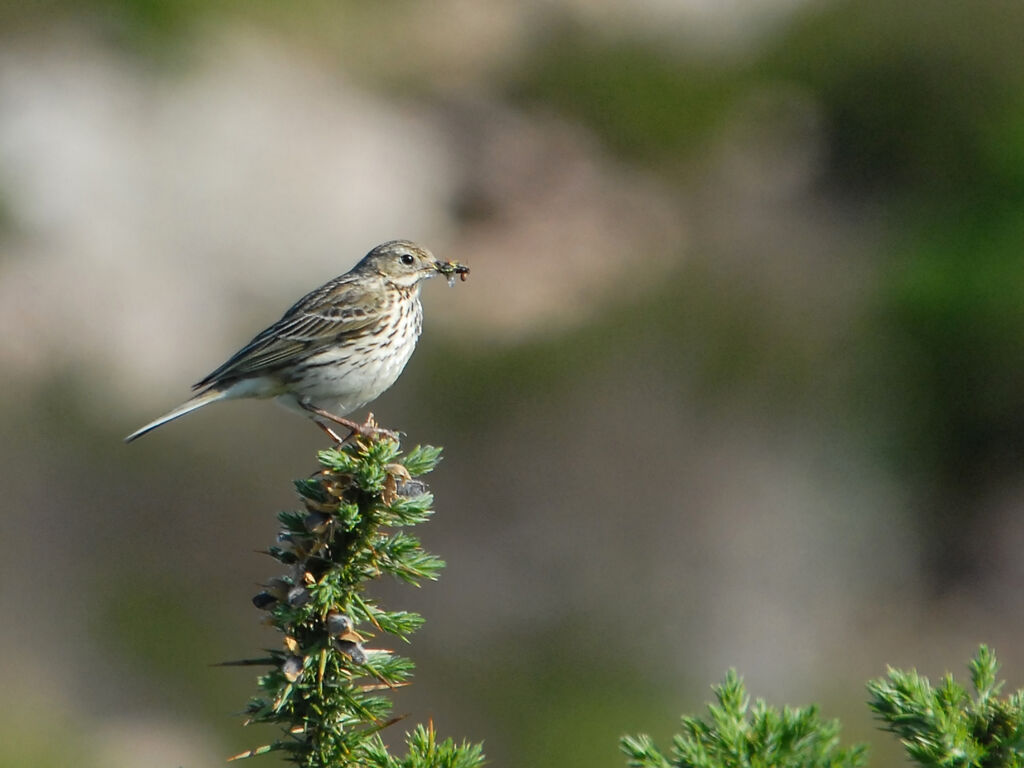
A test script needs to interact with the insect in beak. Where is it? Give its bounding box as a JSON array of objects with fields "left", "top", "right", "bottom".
[{"left": 434, "top": 261, "right": 470, "bottom": 287}]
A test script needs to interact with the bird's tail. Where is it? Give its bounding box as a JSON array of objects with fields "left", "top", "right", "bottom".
[{"left": 124, "top": 388, "right": 228, "bottom": 443}]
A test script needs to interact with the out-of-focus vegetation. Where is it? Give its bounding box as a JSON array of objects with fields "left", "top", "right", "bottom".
[
  {"left": 868, "top": 646, "right": 1024, "bottom": 768},
  {"left": 625, "top": 647, "right": 1024, "bottom": 768},
  {"left": 505, "top": 0, "right": 1024, "bottom": 591},
  {"left": 624, "top": 669, "right": 868, "bottom": 768}
]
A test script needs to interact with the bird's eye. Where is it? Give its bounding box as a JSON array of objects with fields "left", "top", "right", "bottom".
[{"left": 400, "top": 253, "right": 415, "bottom": 266}]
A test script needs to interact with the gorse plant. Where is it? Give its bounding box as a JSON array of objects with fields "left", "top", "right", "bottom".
[
  {"left": 868, "top": 645, "right": 1024, "bottom": 768},
  {"left": 230, "top": 436, "right": 484, "bottom": 768},
  {"left": 621, "top": 670, "right": 867, "bottom": 768},
  {"left": 623, "top": 646, "right": 1024, "bottom": 768}
]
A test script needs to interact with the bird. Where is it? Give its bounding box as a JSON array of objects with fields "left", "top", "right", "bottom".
[{"left": 125, "top": 240, "right": 466, "bottom": 443}]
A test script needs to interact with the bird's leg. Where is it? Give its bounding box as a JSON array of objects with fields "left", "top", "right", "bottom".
[
  {"left": 298, "top": 400, "right": 397, "bottom": 441},
  {"left": 300, "top": 401, "right": 362, "bottom": 439},
  {"left": 315, "top": 420, "right": 352, "bottom": 444},
  {"left": 301, "top": 402, "right": 362, "bottom": 434}
]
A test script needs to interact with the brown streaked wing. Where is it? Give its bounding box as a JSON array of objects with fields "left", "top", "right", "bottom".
[{"left": 192, "top": 278, "right": 387, "bottom": 389}]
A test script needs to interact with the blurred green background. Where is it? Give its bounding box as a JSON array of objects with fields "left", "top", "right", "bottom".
[{"left": 2, "top": 1, "right": 1024, "bottom": 766}]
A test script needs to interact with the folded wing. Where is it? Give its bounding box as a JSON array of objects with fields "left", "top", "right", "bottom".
[{"left": 193, "top": 277, "right": 387, "bottom": 390}]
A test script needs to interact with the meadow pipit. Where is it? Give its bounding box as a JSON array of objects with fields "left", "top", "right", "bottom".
[{"left": 125, "top": 240, "right": 469, "bottom": 443}]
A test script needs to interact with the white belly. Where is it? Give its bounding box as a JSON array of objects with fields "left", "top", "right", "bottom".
[{"left": 275, "top": 299, "right": 422, "bottom": 418}]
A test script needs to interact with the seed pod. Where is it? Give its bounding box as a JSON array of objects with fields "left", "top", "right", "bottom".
[
  {"left": 282, "top": 655, "right": 303, "bottom": 682},
  {"left": 334, "top": 639, "right": 366, "bottom": 665},
  {"left": 303, "top": 512, "right": 331, "bottom": 535},
  {"left": 252, "top": 592, "right": 277, "bottom": 610},
  {"left": 396, "top": 479, "right": 428, "bottom": 499},
  {"left": 326, "top": 612, "right": 351, "bottom": 636},
  {"left": 265, "top": 578, "right": 291, "bottom": 600}
]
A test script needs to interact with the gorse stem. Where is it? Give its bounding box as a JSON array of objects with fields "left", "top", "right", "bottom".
[{"left": 230, "top": 436, "right": 484, "bottom": 768}]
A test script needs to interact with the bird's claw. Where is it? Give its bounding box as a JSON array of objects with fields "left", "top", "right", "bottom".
[
  {"left": 299, "top": 402, "right": 398, "bottom": 444},
  {"left": 303, "top": 404, "right": 400, "bottom": 444},
  {"left": 356, "top": 413, "right": 400, "bottom": 442}
]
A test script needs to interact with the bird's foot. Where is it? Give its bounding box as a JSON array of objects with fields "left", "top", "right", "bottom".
[
  {"left": 301, "top": 401, "right": 399, "bottom": 443},
  {"left": 357, "top": 413, "right": 400, "bottom": 441}
]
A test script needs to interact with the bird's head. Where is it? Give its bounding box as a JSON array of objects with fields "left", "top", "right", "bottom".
[{"left": 359, "top": 240, "right": 445, "bottom": 288}]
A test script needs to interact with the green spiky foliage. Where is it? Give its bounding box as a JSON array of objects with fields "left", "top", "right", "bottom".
[
  {"left": 868, "top": 645, "right": 1024, "bottom": 768},
  {"left": 621, "top": 670, "right": 867, "bottom": 768},
  {"left": 232, "top": 437, "right": 484, "bottom": 768}
]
